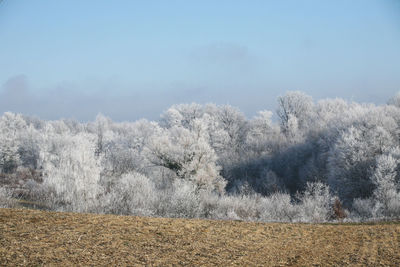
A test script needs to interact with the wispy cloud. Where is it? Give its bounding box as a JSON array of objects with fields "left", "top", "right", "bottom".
[
  {"left": 0, "top": 75, "right": 227, "bottom": 121},
  {"left": 0, "top": 75, "right": 162, "bottom": 121},
  {"left": 188, "top": 42, "right": 262, "bottom": 76},
  {"left": 191, "top": 42, "right": 251, "bottom": 65}
]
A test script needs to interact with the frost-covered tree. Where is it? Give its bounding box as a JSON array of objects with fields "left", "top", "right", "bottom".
[
  {"left": 40, "top": 131, "right": 102, "bottom": 212},
  {"left": 102, "top": 172, "right": 156, "bottom": 216},
  {"left": 0, "top": 112, "right": 27, "bottom": 173},
  {"left": 160, "top": 103, "right": 204, "bottom": 129},
  {"left": 388, "top": 91, "right": 400, "bottom": 108},
  {"left": 92, "top": 114, "right": 112, "bottom": 156},
  {"left": 277, "top": 91, "right": 313, "bottom": 137},
  {"left": 245, "top": 110, "right": 282, "bottom": 157},
  {"left": 18, "top": 124, "right": 41, "bottom": 169},
  {"left": 204, "top": 104, "right": 248, "bottom": 159},
  {"left": 371, "top": 153, "right": 400, "bottom": 218},
  {"left": 327, "top": 125, "right": 394, "bottom": 204},
  {"left": 148, "top": 122, "right": 226, "bottom": 193},
  {"left": 297, "top": 182, "right": 335, "bottom": 223}
]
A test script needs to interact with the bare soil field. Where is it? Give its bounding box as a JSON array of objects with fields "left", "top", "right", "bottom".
[{"left": 0, "top": 208, "right": 399, "bottom": 266}]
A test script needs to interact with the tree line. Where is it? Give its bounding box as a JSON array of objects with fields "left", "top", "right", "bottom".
[{"left": 1, "top": 91, "right": 400, "bottom": 222}]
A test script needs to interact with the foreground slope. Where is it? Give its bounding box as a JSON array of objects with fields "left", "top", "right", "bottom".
[{"left": 0, "top": 208, "right": 399, "bottom": 266}]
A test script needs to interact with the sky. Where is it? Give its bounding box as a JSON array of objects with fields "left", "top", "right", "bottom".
[{"left": 0, "top": 0, "right": 399, "bottom": 121}]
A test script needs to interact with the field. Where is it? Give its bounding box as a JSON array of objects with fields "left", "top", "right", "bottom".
[{"left": 0, "top": 208, "right": 399, "bottom": 266}]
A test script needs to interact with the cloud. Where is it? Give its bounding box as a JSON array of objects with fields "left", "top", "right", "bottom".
[
  {"left": 0, "top": 76, "right": 224, "bottom": 122},
  {"left": 0, "top": 75, "right": 35, "bottom": 113},
  {"left": 2, "top": 75, "right": 29, "bottom": 95},
  {"left": 188, "top": 42, "right": 262, "bottom": 75},
  {"left": 0, "top": 75, "right": 163, "bottom": 121},
  {"left": 190, "top": 42, "right": 251, "bottom": 66},
  {"left": 186, "top": 42, "right": 266, "bottom": 88}
]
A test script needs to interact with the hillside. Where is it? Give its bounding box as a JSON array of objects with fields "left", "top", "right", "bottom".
[{"left": 0, "top": 208, "right": 399, "bottom": 266}]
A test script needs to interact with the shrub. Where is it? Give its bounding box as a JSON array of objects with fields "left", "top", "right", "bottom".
[
  {"left": 332, "top": 198, "right": 347, "bottom": 220},
  {"left": 101, "top": 172, "right": 156, "bottom": 216},
  {"left": 296, "top": 182, "right": 334, "bottom": 223},
  {"left": 259, "top": 193, "right": 298, "bottom": 222},
  {"left": 352, "top": 198, "right": 375, "bottom": 220},
  {"left": 0, "top": 187, "right": 17, "bottom": 208},
  {"left": 167, "top": 179, "right": 201, "bottom": 218},
  {"left": 200, "top": 193, "right": 261, "bottom": 221}
]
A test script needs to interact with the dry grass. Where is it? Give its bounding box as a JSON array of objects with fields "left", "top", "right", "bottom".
[{"left": 0, "top": 208, "right": 399, "bottom": 266}]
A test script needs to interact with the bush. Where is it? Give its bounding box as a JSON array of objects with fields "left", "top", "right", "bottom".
[
  {"left": 166, "top": 179, "right": 201, "bottom": 218},
  {"left": 371, "top": 154, "right": 400, "bottom": 219},
  {"left": 199, "top": 193, "right": 261, "bottom": 221},
  {"left": 259, "top": 193, "right": 298, "bottom": 222},
  {"left": 351, "top": 198, "right": 375, "bottom": 220},
  {"left": 101, "top": 172, "right": 156, "bottom": 216},
  {"left": 332, "top": 198, "right": 347, "bottom": 220},
  {"left": 296, "top": 182, "right": 334, "bottom": 223},
  {"left": 0, "top": 187, "right": 17, "bottom": 208}
]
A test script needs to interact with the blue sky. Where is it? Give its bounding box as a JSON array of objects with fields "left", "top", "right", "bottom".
[{"left": 0, "top": 0, "right": 399, "bottom": 121}]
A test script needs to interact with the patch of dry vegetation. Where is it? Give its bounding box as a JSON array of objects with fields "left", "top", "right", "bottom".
[{"left": 0, "top": 208, "right": 399, "bottom": 266}]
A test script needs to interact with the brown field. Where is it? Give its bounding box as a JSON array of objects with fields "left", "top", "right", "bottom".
[{"left": 0, "top": 208, "right": 399, "bottom": 266}]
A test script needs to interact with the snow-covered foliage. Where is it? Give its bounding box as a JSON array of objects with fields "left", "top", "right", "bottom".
[
  {"left": 40, "top": 131, "right": 102, "bottom": 212},
  {"left": 1, "top": 91, "right": 400, "bottom": 222}
]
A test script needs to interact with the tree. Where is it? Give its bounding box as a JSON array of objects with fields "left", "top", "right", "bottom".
[
  {"left": 328, "top": 125, "right": 394, "bottom": 205},
  {"left": 204, "top": 104, "right": 248, "bottom": 185},
  {"left": 297, "top": 182, "right": 335, "bottom": 223},
  {"left": 148, "top": 122, "right": 226, "bottom": 193},
  {"left": 277, "top": 91, "right": 313, "bottom": 137},
  {"left": 371, "top": 153, "right": 400, "bottom": 218},
  {"left": 0, "top": 112, "right": 26, "bottom": 173},
  {"left": 41, "top": 131, "right": 102, "bottom": 212},
  {"left": 102, "top": 172, "right": 156, "bottom": 216},
  {"left": 160, "top": 103, "right": 204, "bottom": 129},
  {"left": 245, "top": 110, "right": 282, "bottom": 157},
  {"left": 388, "top": 91, "right": 400, "bottom": 108}
]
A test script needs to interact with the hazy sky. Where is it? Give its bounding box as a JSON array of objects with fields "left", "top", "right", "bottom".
[{"left": 0, "top": 0, "right": 399, "bottom": 121}]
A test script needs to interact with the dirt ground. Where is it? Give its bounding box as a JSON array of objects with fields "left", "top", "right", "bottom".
[{"left": 0, "top": 208, "right": 399, "bottom": 266}]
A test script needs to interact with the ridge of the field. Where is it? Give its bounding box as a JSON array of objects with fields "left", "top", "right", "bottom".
[{"left": 0, "top": 208, "right": 399, "bottom": 266}]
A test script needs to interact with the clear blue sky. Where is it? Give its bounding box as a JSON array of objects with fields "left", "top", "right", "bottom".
[{"left": 0, "top": 0, "right": 399, "bottom": 121}]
